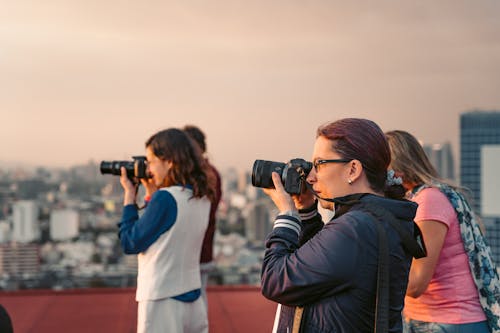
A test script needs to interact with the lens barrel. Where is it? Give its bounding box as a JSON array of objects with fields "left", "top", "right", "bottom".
[
  {"left": 251, "top": 160, "right": 286, "bottom": 189},
  {"left": 100, "top": 161, "right": 135, "bottom": 178}
]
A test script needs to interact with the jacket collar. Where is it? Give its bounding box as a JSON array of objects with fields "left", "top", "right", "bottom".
[{"left": 332, "top": 193, "right": 369, "bottom": 218}]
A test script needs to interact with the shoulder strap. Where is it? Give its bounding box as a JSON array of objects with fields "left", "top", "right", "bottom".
[
  {"left": 292, "top": 307, "right": 304, "bottom": 333},
  {"left": 372, "top": 211, "right": 389, "bottom": 333},
  {"left": 388, "top": 216, "right": 427, "bottom": 259},
  {"left": 351, "top": 203, "right": 391, "bottom": 333},
  {"left": 355, "top": 202, "right": 426, "bottom": 333},
  {"left": 361, "top": 202, "right": 427, "bottom": 259}
]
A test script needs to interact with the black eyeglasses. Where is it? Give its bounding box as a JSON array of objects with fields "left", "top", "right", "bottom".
[{"left": 313, "top": 158, "right": 351, "bottom": 172}]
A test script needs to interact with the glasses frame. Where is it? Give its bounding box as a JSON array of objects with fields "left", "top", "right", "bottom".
[{"left": 313, "top": 158, "right": 351, "bottom": 172}]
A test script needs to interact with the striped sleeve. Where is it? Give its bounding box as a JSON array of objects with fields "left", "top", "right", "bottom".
[
  {"left": 299, "top": 204, "right": 318, "bottom": 221},
  {"left": 274, "top": 214, "right": 301, "bottom": 237}
]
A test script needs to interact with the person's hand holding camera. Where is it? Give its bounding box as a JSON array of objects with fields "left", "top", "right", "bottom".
[
  {"left": 263, "top": 168, "right": 316, "bottom": 210},
  {"left": 263, "top": 172, "right": 298, "bottom": 214},
  {"left": 292, "top": 183, "right": 316, "bottom": 211},
  {"left": 120, "top": 167, "right": 138, "bottom": 206},
  {"left": 140, "top": 178, "right": 158, "bottom": 199}
]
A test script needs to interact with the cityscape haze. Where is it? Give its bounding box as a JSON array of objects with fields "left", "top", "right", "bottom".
[
  {"left": 2, "top": 1, "right": 500, "bottom": 172},
  {"left": 1, "top": 3, "right": 500, "bottom": 331}
]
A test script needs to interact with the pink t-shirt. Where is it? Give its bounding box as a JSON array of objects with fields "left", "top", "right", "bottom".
[{"left": 403, "top": 187, "right": 486, "bottom": 324}]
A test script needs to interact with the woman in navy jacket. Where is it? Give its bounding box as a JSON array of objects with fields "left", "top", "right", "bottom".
[{"left": 261, "top": 118, "right": 418, "bottom": 333}]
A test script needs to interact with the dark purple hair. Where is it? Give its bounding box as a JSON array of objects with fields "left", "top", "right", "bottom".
[{"left": 317, "top": 118, "right": 404, "bottom": 199}]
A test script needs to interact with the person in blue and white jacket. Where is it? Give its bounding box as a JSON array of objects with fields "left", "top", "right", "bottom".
[{"left": 118, "top": 128, "right": 215, "bottom": 333}]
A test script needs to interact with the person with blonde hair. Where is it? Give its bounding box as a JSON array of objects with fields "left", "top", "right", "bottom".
[{"left": 386, "top": 130, "right": 500, "bottom": 333}]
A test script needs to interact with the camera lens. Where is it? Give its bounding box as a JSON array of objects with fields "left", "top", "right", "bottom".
[
  {"left": 100, "top": 161, "right": 115, "bottom": 175},
  {"left": 100, "top": 160, "right": 135, "bottom": 178},
  {"left": 251, "top": 160, "right": 286, "bottom": 189}
]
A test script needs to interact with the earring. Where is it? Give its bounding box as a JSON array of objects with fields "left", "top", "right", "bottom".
[{"left": 348, "top": 179, "right": 353, "bottom": 185}]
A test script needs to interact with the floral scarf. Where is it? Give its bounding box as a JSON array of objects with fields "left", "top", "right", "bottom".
[{"left": 414, "top": 183, "right": 500, "bottom": 333}]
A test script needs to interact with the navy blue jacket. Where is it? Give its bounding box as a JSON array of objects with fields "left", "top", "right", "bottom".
[{"left": 261, "top": 194, "right": 417, "bottom": 333}]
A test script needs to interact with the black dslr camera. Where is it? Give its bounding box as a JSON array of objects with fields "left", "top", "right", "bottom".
[
  {"left": 100, "top": 156, "right": 150, "bottom": 180},
  {"left": 251, "top": 158, "right": 313, "bottom": 194}
]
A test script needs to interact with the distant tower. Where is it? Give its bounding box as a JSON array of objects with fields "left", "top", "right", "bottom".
[
  {"left": 423, "top": 142, "right": 455, "bottom": 181},
  {"left": 244, "top": 199, "right": 272, "bottom": 244},
  {"left": 0, "top": 221, "right": 10, "bottom": 243},
  {"left": 0, "top": 243, "right": 40, "bottom": 276},
  {"left": 460, "top": 111, "right": 500, "bottom": 212},
  {"left": 12, "top": 200, "right": 39, "bottom": 243},
  {"left": 223, "top": 168, "right": 239, "bottom": 193},
  {"left": 50, "top": 209, "right": 79, "bottom": 241},
  {"left": 238, "top": 170, "right": 251, "bottom": 193},
  {"left": 460, "top": 110, "right": 500, "bottom": 264}
]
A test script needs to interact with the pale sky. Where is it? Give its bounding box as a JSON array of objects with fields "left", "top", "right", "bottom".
[{"left": 1, "top": 1, "right": 500, "bottom": 172}]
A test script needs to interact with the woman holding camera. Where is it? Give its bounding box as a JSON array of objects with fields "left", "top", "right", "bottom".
[
  {"left": 261, "top": 118, "right": 420, "bottom": 332},
  {"left": 118, "top": 128, "right": 214, "bottom": 333}
]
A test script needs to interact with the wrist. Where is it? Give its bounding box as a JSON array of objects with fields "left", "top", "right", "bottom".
[
  {"left": 123, "top": 192, "right": 136, "bottom": 206},
  {"left": 279, "top": 210, "right": 301, "bottom": 221},
  {"left": 298, "top": 200, "right": 317, "bottom": 213},
  {"left": 298, "top": 201, "right": 318, "bottom": 221}
]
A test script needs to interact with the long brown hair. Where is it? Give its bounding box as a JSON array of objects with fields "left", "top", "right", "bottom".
[{"left": 146, "top": 128, "right": 215, "bottom": 201}]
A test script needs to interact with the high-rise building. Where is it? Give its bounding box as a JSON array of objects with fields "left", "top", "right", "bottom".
[
  {"left": 50, "top": 209, "right": 79, "bottom": 241},
  {"left": 460, "top": 111, "right": 500, "bottom": 211},
  {"left": 423, "top": 142, "right": 455, "bottom": 181},
  {"left": 244, "top": 199, "right": 273, "bottom": 244},
  {"left": 12, "top": 200, "right": 39, "bottom": 243},
  {"left": 0, "top": 243, "right": 40, "bottom": 276},
  {"left": 0, "top": 221, "right": 10, "bottom": 243},
  {"left": 222, "top": 168, "right": 239, "bottom": 194},
  {"left": 460, "top": 110, "right": 500, "bottom": 264}
]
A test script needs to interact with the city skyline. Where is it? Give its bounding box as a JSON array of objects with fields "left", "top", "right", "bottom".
[{"left": 2, "top": 1, "right": 500, "bottom": 171}]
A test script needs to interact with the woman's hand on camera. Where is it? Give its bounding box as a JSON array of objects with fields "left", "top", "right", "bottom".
[
  {"left": 292, "top": 186, "right": 316, "bottom": 211},
  {"left": 263, "top": 172, "right": 297, "bottom": 214},
  {"left": 140, "top": 178, "right": 158, "bottom": 198},
  {"left": 120, "top": 167, "right": 137, "bottom": 206}
]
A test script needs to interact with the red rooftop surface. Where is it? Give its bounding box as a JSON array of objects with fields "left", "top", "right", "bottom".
[{"left": 0, "top": 286, "right": 277, "bottom": 333}]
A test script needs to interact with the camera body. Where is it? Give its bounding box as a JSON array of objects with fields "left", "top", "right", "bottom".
[
  {"left": 100, "top": 156, "right": 149, "bottom": 179},
  {"left": 252, "top": 158, "right": 313, "bottom": 194}
]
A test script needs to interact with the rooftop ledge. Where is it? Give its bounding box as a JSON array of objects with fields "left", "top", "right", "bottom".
[{"left": 0, "top": 286, "right": 277, "bottom": 333}]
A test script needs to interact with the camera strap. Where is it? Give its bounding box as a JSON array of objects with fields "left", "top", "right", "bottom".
[
  {"left": 368, "top": 205, "right": 390, "bottom": 333},
  {"left": 304, "top": 181, "right": 338, "bottom": 203}
]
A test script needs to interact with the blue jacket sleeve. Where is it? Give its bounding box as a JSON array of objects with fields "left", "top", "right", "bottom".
[
  {"left": 117, "top": 190, "right": 178, "bottom": 254},
  {"left": 261, "top": 214, "right": 363, "bottom": 307},
  {"left": 297, "top": 203, "right": 324, "bottom": 246}
]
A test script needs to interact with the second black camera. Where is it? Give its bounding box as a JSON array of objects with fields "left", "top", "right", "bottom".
[{"left": 251, "top": 158, "right": 312, "bottom": 194}]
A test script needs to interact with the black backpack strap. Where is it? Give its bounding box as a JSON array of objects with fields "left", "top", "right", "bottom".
[
  {"left": 361, "top": 202, "right": 427, "bottom": 259},
  {"left": 388, "top": 217, "right": 427, "bottom": 259},
  {"left": 372, "top": 212, "right": 390, "bottom": 333},
  {"left": 340, "top": 200, "right": 427, "bottom": 333},
  {"left": 350, "top": 203, "right": 391, "bottom": 333}
]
